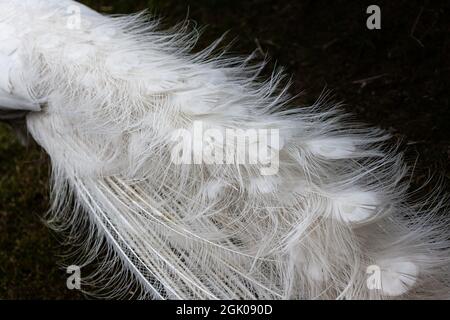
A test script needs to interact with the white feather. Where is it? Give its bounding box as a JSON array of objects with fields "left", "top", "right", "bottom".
[{"left": 0, "top": 0, "right": 449, "bottom": 299}]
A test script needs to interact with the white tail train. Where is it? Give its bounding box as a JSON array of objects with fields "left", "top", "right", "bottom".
[{"left": 0, "top": 0, "right": 448, "bottom": 299}]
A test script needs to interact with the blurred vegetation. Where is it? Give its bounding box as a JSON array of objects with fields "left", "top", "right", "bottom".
[{"left": 0, "top": 0, "right": 449, "bottom": 299}]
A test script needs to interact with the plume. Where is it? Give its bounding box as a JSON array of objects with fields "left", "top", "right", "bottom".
[{"left": 0, "top": 0, "right": 449, "bottom": 299}]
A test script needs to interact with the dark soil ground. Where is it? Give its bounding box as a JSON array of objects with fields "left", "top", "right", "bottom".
[{"left": 0, "top": 0, "right": 448, "bottom": 299}]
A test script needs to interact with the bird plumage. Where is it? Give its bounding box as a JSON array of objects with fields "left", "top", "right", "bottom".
[{"left": 0, "top": 0, "right": 449, "bottom": 299}]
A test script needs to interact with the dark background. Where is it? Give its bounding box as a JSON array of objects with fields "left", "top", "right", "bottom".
[{"left": 0, "top": 0, "right": 448, "bottom": 299}]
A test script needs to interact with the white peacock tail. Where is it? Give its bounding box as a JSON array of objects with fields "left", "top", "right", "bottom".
[{"left": 0, "top": 0, "right": 449, "bottom": 299}]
